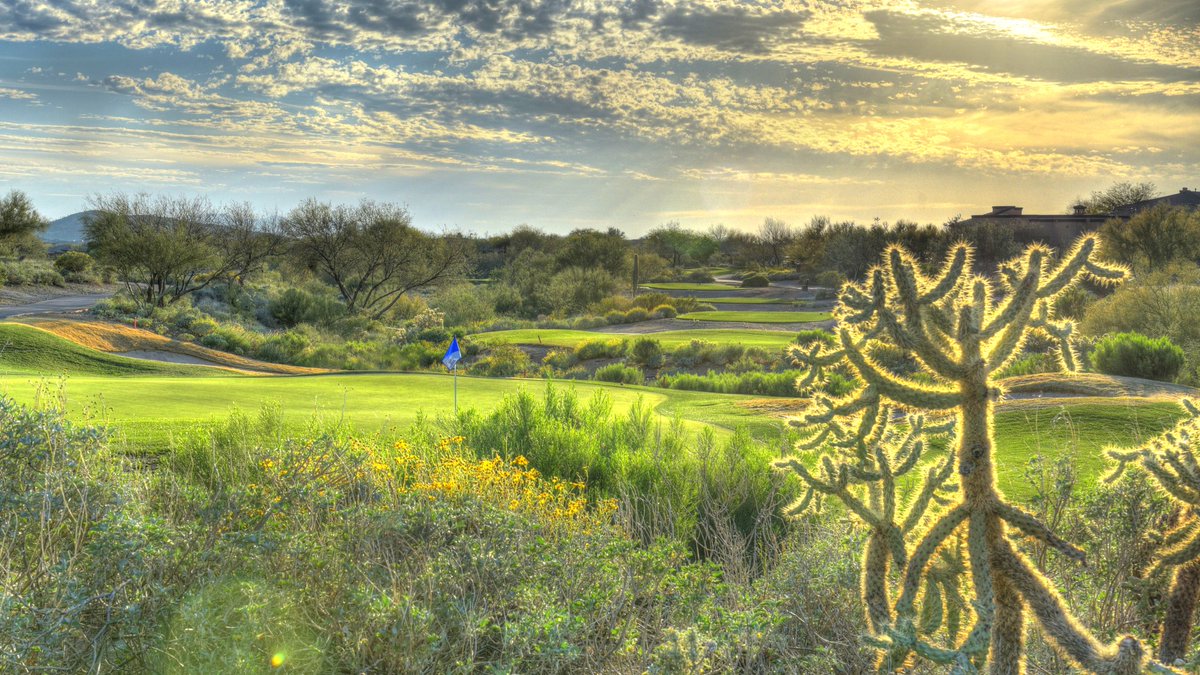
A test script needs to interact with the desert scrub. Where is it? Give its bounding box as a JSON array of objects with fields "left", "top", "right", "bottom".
[{"left": 1091, "top": 331, "right": 1185, "bottom": 382}]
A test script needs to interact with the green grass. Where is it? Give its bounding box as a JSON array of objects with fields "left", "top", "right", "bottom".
[
  {"left": 0, "top": 323, "right": 217, "bottom": 377},
  {"left": 641, "top": 282, "right": 737, "bottom": 291},
  {"left": 703, "top": 297, "right": 802, "bottom": 305},
  {"left": 471, "top": 328, "right": 802, "bottom": 349},
  {"left": 991, "top": 399, "right": 1185, "bottom": 497},
  {"left": 677, "top": 311, "right": 833, "bottom": 324},
  {"left": 0, "top": 371, "right": 778, "bottom": 448}
]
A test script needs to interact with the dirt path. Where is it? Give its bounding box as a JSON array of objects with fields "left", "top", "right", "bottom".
[{"left": 0, "top": 289, "right": 114, "bottom": 318}]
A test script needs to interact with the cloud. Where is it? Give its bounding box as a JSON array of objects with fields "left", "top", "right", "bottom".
[
  {"left": 655, "top": 3, "right": 810, "bottom": 53},
  {"left": 0, "top": 86, "right": 37, "bottom": 100}
]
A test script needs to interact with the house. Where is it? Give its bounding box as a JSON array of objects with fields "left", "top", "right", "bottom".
[{"left": 953, "top": 188, "right": 1199, "bottom": 250}]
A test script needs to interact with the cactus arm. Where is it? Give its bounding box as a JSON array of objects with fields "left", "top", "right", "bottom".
[
  {"left": 995, "top": 502, "right": 1087, "bottom": 564},
  {"left": 901, "top": 457, "right": 956, "bottom": 535},
  {"left": 919, "top": 244, "right": 969, "bottom": 305},
  {"left": 840, "top": 330, "right": 961, "bottom": 411},
  {"left": 1157, "top": 525, "right": 1200, "bottom": 569},
  {"left": 992, "top": 537, "right": 1146, "bottom": 673},
  {"left": 981, "top": 247, "right": 1044, "bottom": 340},
  {"left": 896, "top": 504, "right": 971, "bottom": 616}
]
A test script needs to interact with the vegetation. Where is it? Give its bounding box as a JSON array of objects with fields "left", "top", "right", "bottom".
[
  {"left": 677, "top": 310, "right": 832, "bottom": 323},
  {"left": 780, "top": 236, "right": 1150, "bottom": 671},
  {"left": 1092, "top": 332, "right": 1185, "bottom": 382}
]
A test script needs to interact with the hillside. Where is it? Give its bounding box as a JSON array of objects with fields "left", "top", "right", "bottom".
[{"left": 41, "top": 210, "right": 95, "bottom": 243}]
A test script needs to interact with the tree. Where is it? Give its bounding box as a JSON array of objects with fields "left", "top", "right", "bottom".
[
  {"left": 557, "top": 228, "right": 629, "bottom": 275},
  {"left": 644, "top": 222, "right": 694, "bottom": 267},
  {"left": 283, "top": 199, "right": 469, "bottom": 321},
  {"left": 86, "top": 193, "right": 282, "bottom": 308},
  {"left": 758, "top": 217, "right": 795, "bottom": 267},
  {"left": 779, "top": 236, "right": 1164, "bottom": 672},
  {"left": 0, "top": 190, "right": 48, "bottom": 256},
  {"left": 1076, "top": 181, "right": 1158, "bottom": 215},
  {"left": 1099, "top": 205, "right": 1200, "bottom": 270}
]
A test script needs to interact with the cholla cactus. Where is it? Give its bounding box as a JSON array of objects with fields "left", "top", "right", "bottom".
[
  {"left": 777, "top": 236, "right": 1167, "bottom": 674},
  {"left": 1107, "top": 400, "right": 1200, "bottom": 664}
]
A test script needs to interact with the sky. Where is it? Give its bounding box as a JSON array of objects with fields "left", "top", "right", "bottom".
[{"left": 0, "top": 0, "right": 1197, "bottom": 235}]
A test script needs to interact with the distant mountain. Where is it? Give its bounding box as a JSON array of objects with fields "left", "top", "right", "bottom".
[{"left": 41, "top": 211, "right": 96, "bottom": 244}]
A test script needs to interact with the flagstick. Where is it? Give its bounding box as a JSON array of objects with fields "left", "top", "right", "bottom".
[{"left": 453, "top": 361, "right": 458, "bottom": 417}]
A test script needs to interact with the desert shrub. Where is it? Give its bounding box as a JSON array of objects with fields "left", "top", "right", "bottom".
[
  {"left": 258, "top": 329, "right": 312, "bottom": 363},
  {"left": 269, "top": 288, "right": 346, "bottom": 328},
  {"left": 432, "top": 282, "right": 495, "bottom": 327},
  {"left": 996, "top": 352, "right": 1058, "bottom": 379},
  {"left": 1091, "top": 332, "right": 1185, "bottom": 382},
  {"left": 691, "top": 302, "right": 717, "bottom": 312},
  {"left": 624, "top": 307, "right": 650, "bottom": 323},
  {"left": 629, "top": 337, "right": 665, "bottom": 368},
  {"left": 604, "top": 309, "right": 626, "bottom": 325},
  {"left": 740, "top": 273, "right": 769, "bottom": 288},
  {"left": 575, "top": 338, "right": 627, "bottom": 361},
  {"left": 669, "top": 297, "right": 710, "bottom": 313},
  {"left": 53, "top": 250, "right": 95, "bottom": 280},
  {"left": 2, "top": 259, "right": 63, "bottom": 286},
  {"left": 591, "top": 295, "right": 633, "bottom": 315},
  {"left": 542, "top": 349, "right": 577, "bottom": 370},
  {"left": 188, "top": 316, "right": 219, "bottom": 337},
  {"left": 570, "top": 315, "right": 607, "bottom": 329},
  {"left": 814, "top": 270, "right": 844, "bottom": 290},
  {"left": 1053, "top": 284, "right": 1096, "bottom": 321},
  {"left": 652, "top": 304, "right": 678, "bottom": 319},
  {"left": 683, "top": 268, "right": 715, "bottom": 282},
  {"left": 658, "top": 371, "right": 800, "bottom": 396},
  {"left": 594, "top": 363, "right": 644, "bottom": 385},
  {"left": 793, "top": 329, "right": 835, "bottom": 348},
  {"left": 549, "top": 267, "right": 619, "bottom": 314},
  {"left": 631, "top": 292, "right": 673, "bottom": 309},
  {"left": 471, "top": 344, "right": 531, "bottom": 377}
]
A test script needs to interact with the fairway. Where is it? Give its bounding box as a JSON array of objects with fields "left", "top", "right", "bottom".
[
  {"left": 677, "top": 310, "right": 832, "bottom": 323},
  {"left": 472, "top": 328, "right": 801, "bottom": 349},
  {"left": 702, "top": 297, "right": 802, "bottom": 305},
  {"left": 0, "top": 371, "right": 778, "bottom": 448}
]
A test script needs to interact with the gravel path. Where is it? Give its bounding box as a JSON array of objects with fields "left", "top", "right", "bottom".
[{"left": 0, "top": 291, "right": 114, "bottom": 319}]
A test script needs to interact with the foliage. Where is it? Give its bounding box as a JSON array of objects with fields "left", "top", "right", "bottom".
[
  {"left": 52, "top": 250, "right": 94, "bottom": 276},
  {"left": 0, "top": 189, "right": 47, "bottom": 256},
  {"left": 780, "top": 235, "right": 1148, "bottom": 672},
  {"left": 652, "top": 304, "right": 678, "bottom": 318},
  {"left": 283, "top": 198, "right": 469, "bottom": 319},
  {"left": 2, "top": 259, "right": 64, "bottom": 286},
  {"left": 741, "top": 272, "right": 770, "bottom": 288},
  {"left": 470, "top": 344, "right": 532, "bottom": 377},
  {"left": 431, "top": 281, "right": 495, "bottom": 326},
  {"left": 86, "top": 193, "right": 281, "bottom": 308},
  {"left": 594, "top": 363, "right": 644, "bottom": 385},
  {"left": 574, "top": 338, "right": 628, "bottom": 361},
  {"left": 269, "top": 287, "right": 347, "bottom": 328},
  {"left": 658, "top": 370, "right": 800, "bottom": 397},
  {"left": 630, "top": 337, "right": 665, "bottom": 368},
  {"left": 1091, "top": 332, "right": 1185, "bottom": 382},
  {"left": 1077, "top": 181, "right": 1158, "bottom": 215},
  {"left": 1100, "top": 205, "right": 1200, "bottom": 270}
]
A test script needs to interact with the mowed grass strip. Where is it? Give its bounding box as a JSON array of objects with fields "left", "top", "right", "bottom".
[
  {"left": 702, "top": 297, "right": 802, "bottom": 305},
  {"left": 677, "top": 311, "right": 833, "bottom": 323},
  {"left": 471, "top": 328, "right": 802, "bottom": 349},
  {"left": 640, "top": 282, "right": 738, "bottom": 291},
  {"left": 0, "top": 323, "right": 221, "bottom": 377}
]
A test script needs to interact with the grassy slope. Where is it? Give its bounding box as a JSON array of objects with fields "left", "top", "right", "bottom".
[
  {"left": 703, "top": 297, "right": 802, "bottom": 305},
  {"left": 677, "top": 310, "right": 832, "bottom": 323},
  {"left": 0, "top": 323, "right": 220, "bottom": 377},
  {"left": 472, "top": 328, "right": 801, "bottom": 349}
]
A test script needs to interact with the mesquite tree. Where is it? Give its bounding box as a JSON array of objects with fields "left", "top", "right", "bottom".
[
  {"left": 1108, "top": 401, "right": 1200, "bottom": 664},
  {"left": 778, "top": 236, "right": 1174, "bottom": 673}
]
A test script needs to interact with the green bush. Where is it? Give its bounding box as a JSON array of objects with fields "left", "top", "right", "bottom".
[
  {"left": 269, "top": 288, "right": 346, "bottom": 328},
  {"left": 740, "top": 273, "right": 769, "bottom": 288},
  {"left": 683, "top": 268, "right": 715, "bottom": 282},
  {"left": 2, "top": 259, "right": 64, "bottom": 287},
  {"left": 793, "top": 329, "right": 835, "bottom": 348},
  {"left": 657, "top": 371, "right": 800, "bottom": 396},
  {"left": 471, "top": 344, "right": 531, "bottom": 377},
  {"left": 815, "top": 270, "right": 843, "bottom": 290},
  {"left": 624, "top": 307, "right": 650, "bottom": 323},
  {"left": 1091, "top": 332, "right": 1185, "bottom": 382},
  {"left": 604, "top": 309, "right": 626, "bottom": 325},
  {"left": 542, "top": 349, "right": 577, "bottom": 370},
  {"left": 574, "top": 338, "right": 627, "bottom": 361},
  {"left": 652, "top": 304, "right": 678, "bottom": 319},
  {"left": 53, "top": 250, "right": 95, "bottom": 278},
  {"left": 629, "top": 337, "right": 665, "bottom": 368},
  {"left": 593, "top": 363, "right": 644, "bottom": 385}
]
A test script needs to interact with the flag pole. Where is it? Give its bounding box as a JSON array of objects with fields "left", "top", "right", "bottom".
[{"left": 453, "top": 361, "right": 458, "bottom": 416}]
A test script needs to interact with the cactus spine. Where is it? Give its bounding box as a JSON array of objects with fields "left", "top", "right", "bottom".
[
  {"left": 1107, "top": 400, "right": 1200, "bottom": 664},
  {"left": 778, "top": 236, "right": 1166, "bottom": 673}
]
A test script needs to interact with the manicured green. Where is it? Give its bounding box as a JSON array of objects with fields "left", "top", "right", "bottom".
[
  {"left": 0, "top": 371, "right": 778, "bottom": 448},
  {"left": 677, "top": 311, "right": 833, "bottom": 324},
  {"left": 0, "top": 323, "right": 214, "bottom": 377},
  {"left": 640, "top": 282, "right": 737, "bottom": 291},
  {"left": 472, "top": 328, "right": 801, "bottom": 349}
]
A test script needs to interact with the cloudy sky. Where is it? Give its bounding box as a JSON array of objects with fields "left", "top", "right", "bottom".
[{"left": 0, "top": 0, "right": 1197, "bottom": 234}]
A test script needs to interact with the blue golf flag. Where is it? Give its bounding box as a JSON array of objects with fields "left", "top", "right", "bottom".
[{"left": 442, "top": 337, "right": 462, "bottom": 370}]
